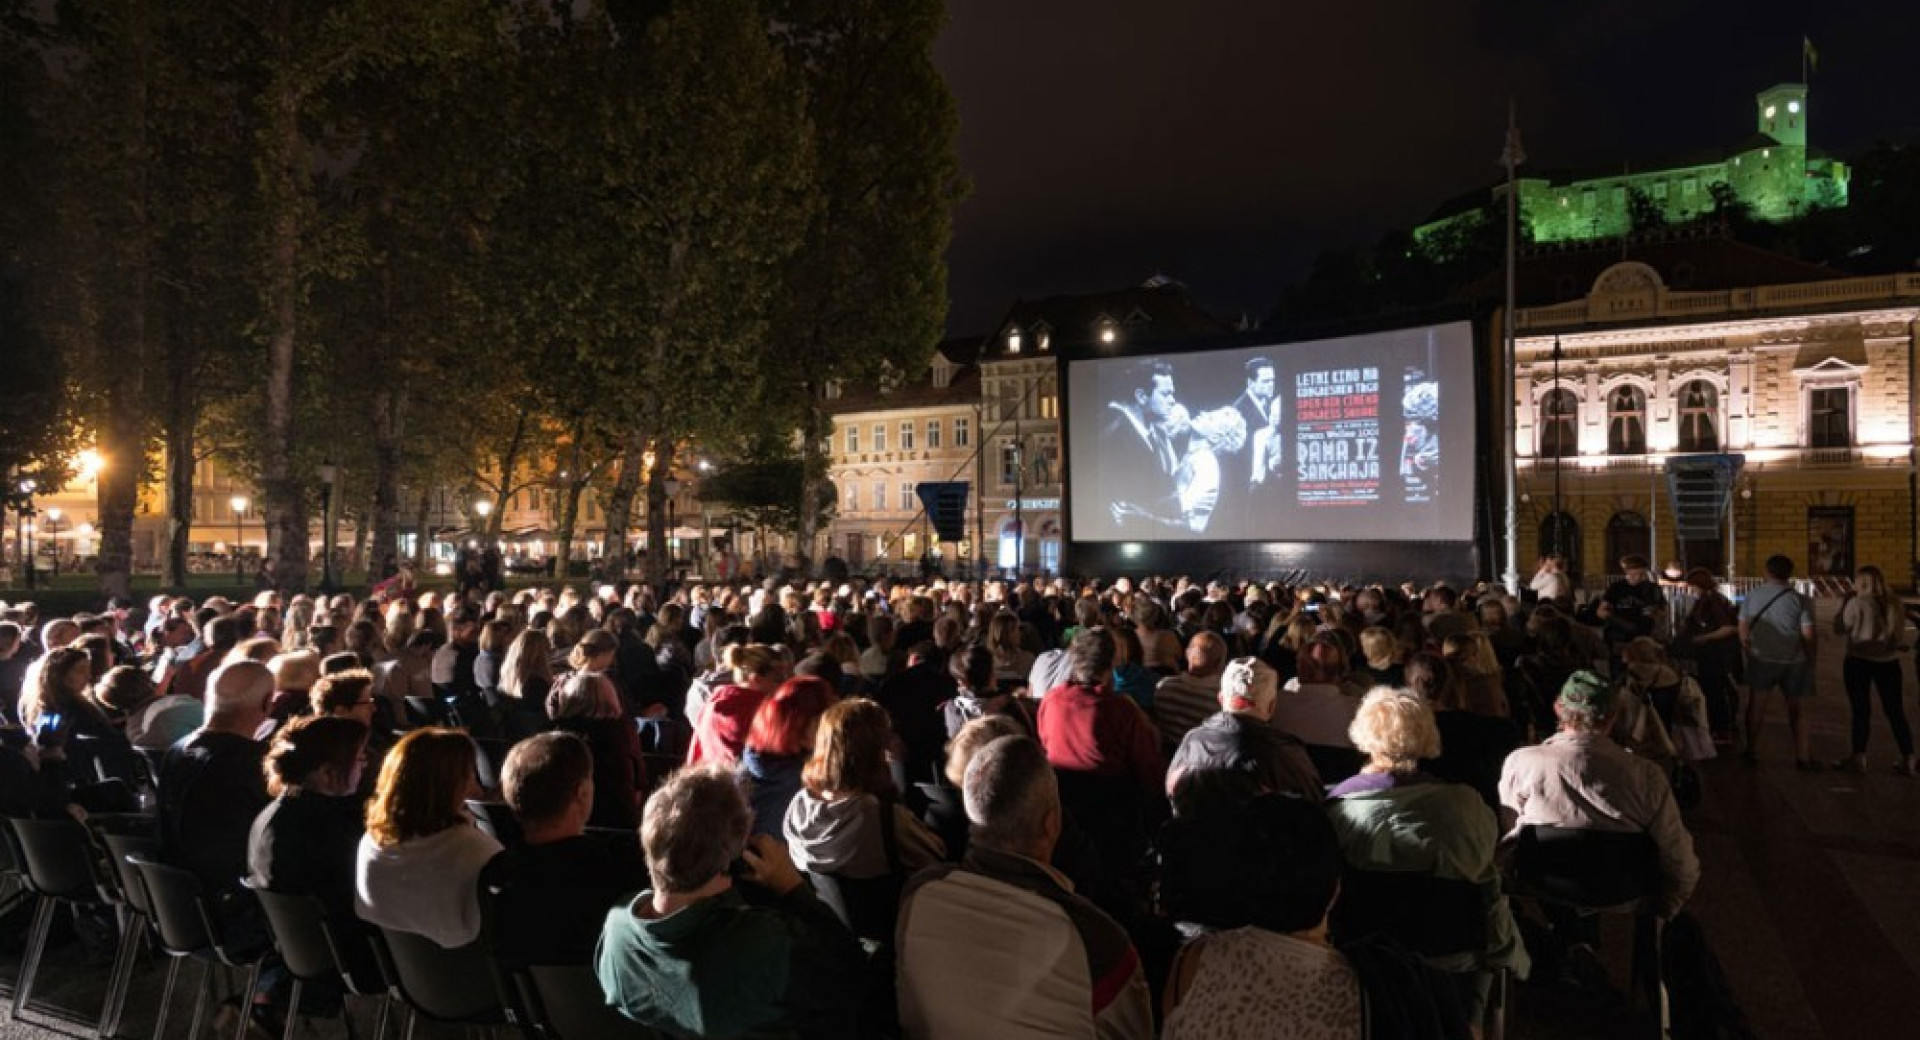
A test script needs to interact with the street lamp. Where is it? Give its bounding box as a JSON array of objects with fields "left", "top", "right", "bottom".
[
  {"left": 317, "top": 461, "right": 338, "bottom": 593},
  {"left": 664, "top": 478, "right": 682, "bottom": 579},
  {"left": 231, "top": 495, "right": 249, "bottom": 583}
]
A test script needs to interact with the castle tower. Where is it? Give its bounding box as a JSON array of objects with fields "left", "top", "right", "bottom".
[{"left": 1756, "top": 83, "right": 1807, "bottom": 147}]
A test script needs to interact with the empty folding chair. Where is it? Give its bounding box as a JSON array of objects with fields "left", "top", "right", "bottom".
[
  {"left": 124, "top": 854, "right": 268, "bottom": 1040},
  {"left": 7, "top": 816, "right": 118, "bottom": 1034}
]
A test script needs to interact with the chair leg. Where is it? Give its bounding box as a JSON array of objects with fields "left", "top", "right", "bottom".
[
  {"left": 233, "top": 961, "right": 264, "bottom": 1040},
  {"left": 11, "top": 896, "right": 55, "bottom": 1020},
  {"left": 97, "top": 915, "right": 139, "bottom": 1040},
  {"left": 186, "top": 959, "right": 217, "bottom": 1040},
  {"left": 280, "top": 979, "right": 302, "bottom": 1040},
  {"left": 402, "top": 1006, "right": 419, "bottom": 1040},
  {"left": 151, "top": 957, "right": 183, "bottom": 1040},
  {"left": 370, "top": 996, "right": 392, "bottom": 1040}
]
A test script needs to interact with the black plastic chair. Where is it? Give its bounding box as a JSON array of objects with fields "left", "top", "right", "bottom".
[
  {"left": 86, "top": 815, "right": 160, "bottom": 1039},
  {"left": 466, "top": 801, "right": 525, "bottom": 850},
  {"left": 1330, "top": 868, "right": 1507, "bottom": 1040},
  {"left": 124, "top": 854, "right": 267, "bottom": 1040},
  {"left": 473, "top": 738, "right": 511, "bottom": 794},
  {"left": 245, "top": 881, "right": 394, "bottom": 1040},
  {"left": 518, "top": 962, "right": 660, "bottom": 1040},
  {"left": 369, "top": 927, "right": 510, "bottom": 1040},
  {"left": 1509, "top": 825, "right": 1669, "bottom": 1034},
  {"left": 7, "top": 816, "right": 117, "bottom": 1032}
]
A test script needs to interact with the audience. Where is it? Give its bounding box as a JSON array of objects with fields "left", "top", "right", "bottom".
[
  {"left": 1035, "top": 629, "right": 1165, "bottom": 797},
  {"left": 738, "top": 677, "right": 840, "bottom": 838},
  {"left": 783, "top": 698, "right": 945, "bottom": 880},
  {"left": 159, "top": 660, "right": 275, "bottom": 923},
  {"left": 480, "top": 733, "right": 644, "bottom": 963},
  {"left": 547, "top": 629, "right": 646, "bottom": 829},
  {"left": 596, "top": 765, "right": 864, "bottom": 1039},
  {"left": 940, "top": 644, "right": 1035, "bottom": 740},
  {"left": 354, "top": 727, "right": 502, "bottom": 949},
  {"left": 686, "top": 643, "right": 783, "bottom": 766},
  {"left": 1166, "top": 657, "right": 1321, "bottom": 813},
  {"left": 248, "top": 715, "right": 371, "bottom": 953},
  {"left": 898, "top": 735, "right": 1153, "bottom": 1039},
  {"left": 1151, "top": 631, "right": 1228, "bottom": 750}
]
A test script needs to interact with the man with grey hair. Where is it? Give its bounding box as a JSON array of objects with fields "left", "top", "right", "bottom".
[
  {"left": 158, "top": 660, "right": 276, "bottom": 946},
  {"left": 1151, "top": 631, "right": 1228, "bottom": 748},
  {"left": 1165, "top": 657, "right": 1321, "bottom": 814},
  {"left": 898, "top": 735, "right": 1152, "bottom": 1040},
  {"left": 597, "top": 765, "right": 862, "bottom": 1039},
  {"left": 1499, "top": 671, "right": 1698, "bottom": 918}
]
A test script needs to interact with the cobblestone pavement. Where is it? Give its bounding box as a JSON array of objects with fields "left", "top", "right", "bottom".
[{"left": 5, "top": 600, "right": 1916, "bottom": 1038}]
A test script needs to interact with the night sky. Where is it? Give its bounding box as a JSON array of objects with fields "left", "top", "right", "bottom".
[{"left": 934, "top": 0, "right": 1920, "bottom": 335}]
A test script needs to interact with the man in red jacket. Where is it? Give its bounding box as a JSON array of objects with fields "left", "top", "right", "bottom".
[{"left": 1036, "top": 628, "right": 1166, "bottom": 796}]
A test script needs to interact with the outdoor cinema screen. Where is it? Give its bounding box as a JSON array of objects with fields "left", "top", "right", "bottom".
[{"left": 1067, "top": 321, "right": 1477, "bottom": 543}]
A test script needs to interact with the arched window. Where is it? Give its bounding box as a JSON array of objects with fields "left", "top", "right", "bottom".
[
  {"left": 1607, "top": 385, "right": 1646, "bottom": 455},
  {"left": 1539, "top": 388, "right": 1579, "bottom": 458},
  {"left": 1605, "top": 511, "right": 1651, "bottom": 573},
  {"left": 1676, "top": 380, "right": 1719, "bottom": 452}
]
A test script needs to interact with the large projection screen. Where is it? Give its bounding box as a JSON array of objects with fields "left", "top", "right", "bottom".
[{"left": 1067, "top": 321, "right": 1476, "bottom": 543}]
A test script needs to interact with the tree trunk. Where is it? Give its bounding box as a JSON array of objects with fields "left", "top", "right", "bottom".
[
  {"left": 598, "top": 436, "right": 645, "bottom": 570},
  {"left": 412, "top": 487, "right": 433, "bottom": 571},
  {"left": 370, "top": 386, "right": 404, "bottom": 579},
  {"left": 348, "top": 504, "right": 368, "bottom": 574},
  {"left": 260, "top": 18, "right": 308, "bottom": 593},
  {"left": 486, "top": 411, "right": 530, "bottom": 540},
  {"left": 94, "top": 406, "right": 144, "bottom": 602},
  {"left": 553, "top": 479, "right": 585, "bottom": 579},
  {"left": 161, "top": 427, "right": 194, "bottom": 588},
  {"left": 795, "top": 390, "right": 830, "bottom": 576},
  {"left": 644, "top": 437, "right": 676, "bottom": 588}
]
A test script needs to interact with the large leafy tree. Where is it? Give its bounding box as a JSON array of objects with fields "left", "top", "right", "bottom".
[{"left": 764, "top": 0, "right": 964, "bottom": 569}]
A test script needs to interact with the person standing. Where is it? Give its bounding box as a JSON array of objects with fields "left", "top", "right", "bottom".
[
  {"left": 1673, "top": 568, "right": 1741, "bottom": 744},
  {"left": 1739, "top": 555, "right": 1820, "bottom": 769},
  {"left": 1830, "top": 565, "right": 1916, "bottom": 776}
]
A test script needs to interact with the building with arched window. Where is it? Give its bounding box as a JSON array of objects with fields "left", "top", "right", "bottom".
[{"left": 1513, "top": 255, "right": 1920, "bottom": 582}]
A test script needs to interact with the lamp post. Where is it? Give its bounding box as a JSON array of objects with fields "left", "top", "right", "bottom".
[
  {"left": 664, "top": 477, "right": 681, "bottom": 581},
  {"left": 1551, "top": 336, "right": 1565, "bottom": 561},
  {"left": 317, "top": 461, "right": 338, "bottom": 593},
  {"left": 44, "top": 508, "right": 62, "bottom": 573},
  {"left": 230, "top": 495, "right": 248, "bottom": 583}
]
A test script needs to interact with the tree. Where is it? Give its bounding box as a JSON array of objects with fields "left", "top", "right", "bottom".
[
  {"left": 763, "top": 0, "right": 963, "bottom": 571},
  {"left": 701, "top": 450, "right": 837, "bottom": 543},
  {"left": 1627, "top": 187, "right": 1667, "bottom": 234}
]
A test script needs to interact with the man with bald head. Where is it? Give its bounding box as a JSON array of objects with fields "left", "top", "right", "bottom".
[
  {"left": 1151, "top": 631, "right": 1228, "bottom": 749},
  {"left": 159, "top": 660, "right": 275, "bottom": 904}
]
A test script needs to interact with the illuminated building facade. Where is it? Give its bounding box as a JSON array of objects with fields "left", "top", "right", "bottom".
[{"left": 1513, "top": 258, "right": 1920, "bottom": 582}]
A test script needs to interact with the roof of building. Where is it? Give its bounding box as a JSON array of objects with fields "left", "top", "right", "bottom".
[
  {"left": 1451, "top": 231, "right": 1843, "bottom": 307},
  {"left": 822, "top": 336, "right": 983, "bottom": 416},
  {"left": 977, "top": 277, "right": 1233, "bottom": 361}
]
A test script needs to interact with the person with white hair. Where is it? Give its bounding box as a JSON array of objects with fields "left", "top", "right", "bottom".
[
  {"left": 897, "top": 735, "right": 1153, "bottom": 1040},
  {"left": 1325, "top": 688, "right": 1529, "bottom": 1018},
  {"left": 157, "top": 659, "right": 277, "bottom": 947},
  {"left": 1166, "top": 657, "right": 1322, "bottom": 814}
]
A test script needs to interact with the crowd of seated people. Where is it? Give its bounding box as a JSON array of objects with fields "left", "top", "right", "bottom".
[{"left": 0, "top": 559, "right": 1730, "bottom": 1038}]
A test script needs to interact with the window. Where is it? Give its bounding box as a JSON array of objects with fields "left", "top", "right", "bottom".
[
  {"left": 1607, "top": 385, "right": 1646, "bottom": 455},
  {"left": 1676, "top": 381, "right": 1719, "bottom": 452},
  {"left": 872, "top": 424, "right": 887, "bottom": 452},
  {"left": 1038, "top": 378, "right": 1058, "bottom": 420},
  {"left": 1809, "top": 386, "right": 1851, "bottom": 448},
  {"left": 1539, "top": 388, "right": 1578, "bottom": 458},
  {"left": 845, "top": 484, "right": 858, "bottom": 512},
  {"left": 954, "top": 418, "right": 970, "bottom": 448},
  {"left": 926, "top": 420, "right": 941, "bottom": 449},
  {"left": 1033, "top": 438, "right": 1060, "bottom": 484},
  {"left": 899, "top": 422, "right": 914, "bottom": 451},
  {"left": 998, "top": 381, "right": 1021, "bottom": 421},
  {"left": 873, "top": 481, "right": 888, "bottom": 512},
  {"left": 1007, "top": 329, "right": 1021, "bottom": 354},
  {"left": 844, "top": 425, "right": 859, "bottom": 454},
  {"left": 999, "top": 440, "right": 1022, "bottom": 487},
  {"left": 901, "top": 483, "right": 915, "bottom": 511}
]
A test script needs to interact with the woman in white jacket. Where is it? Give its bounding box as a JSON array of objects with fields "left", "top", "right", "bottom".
[{"left": 354, "top": 727, "right": 501, "bottom": 949}]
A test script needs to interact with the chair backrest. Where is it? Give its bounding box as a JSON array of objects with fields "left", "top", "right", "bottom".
[
  {"left": 404, "top": 696, "right": 449, "bottom": 729},
  {"left": 244, "top": 881, "right": 343, "bottom": 983},
  {"left": 71, "top": 732, "right": 141, "bottom": 786},
  {"left": 524, "top": 962, "right": 661, "bottom": 1040},
  {"left": 1304, "top": 744, "right": 1368, "bottom": 787},
  {"left": 474, "top": 738, "right": 510, "bottom": 793},
  {"left": 372, "top": 926, "right": 507, "bottom": 1024},
  {"left": 7, "top": 816, "right": 106, "bottom": 902},
  {"left": 1512, "top": 825, "right": 1662, "bottom": 910},
  {"left": 803, "top": 870, "right": 855, "bottom": 932},
  {"left": 466, "top": 801, "right": 525, "bottom": 850},
  {"left": 1329, "top": 869, "right": 1489, "bottom": 958},
  {"left": 125, "top": 854, "right": 213, "bottom": 955},
  {"left": 89, "top": 819, "right": 161, "bottom": 916}
]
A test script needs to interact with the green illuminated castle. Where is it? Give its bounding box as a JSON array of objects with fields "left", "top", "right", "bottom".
[{"left": 1417, "top": 83, "right": 1849, "bottom": 246}]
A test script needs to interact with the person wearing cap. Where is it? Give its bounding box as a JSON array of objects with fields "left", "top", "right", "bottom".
[
  {"left": 1498, "top": 670, "right": 1699, "bottom": 918},
  {"left": 1166, "top": 657, "right": 1321, "bottom": 814}
]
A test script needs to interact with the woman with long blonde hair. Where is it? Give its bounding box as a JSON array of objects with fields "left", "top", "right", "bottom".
[{"left": 1833, "top": 565, "right": 1916, "bottom": 775}]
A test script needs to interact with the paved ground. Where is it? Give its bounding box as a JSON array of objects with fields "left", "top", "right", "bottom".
[{"left": 4, "top": 601, "right": 1915, "bottom": 1038}]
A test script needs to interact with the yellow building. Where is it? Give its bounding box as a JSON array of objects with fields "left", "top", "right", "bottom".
[
  {"left": 1512, "top": 255, "right": 1920, "bottom": 584},
  {"left": 824, "top": 342, "right": 982, "bottom": 574}
]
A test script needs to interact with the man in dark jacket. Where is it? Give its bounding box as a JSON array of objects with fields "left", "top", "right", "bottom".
[{"left": 1166, "top": 657, "right": 1321, "bottom": 815}]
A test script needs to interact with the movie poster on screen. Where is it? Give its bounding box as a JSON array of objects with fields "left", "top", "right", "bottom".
[{"left": 1294, "top": 366, "right": 1381, "bottom": 506}]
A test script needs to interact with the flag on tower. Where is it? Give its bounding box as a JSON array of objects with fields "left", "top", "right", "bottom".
[{"left": 1803, "top": 35, "right": 1818, "bottom": 75}]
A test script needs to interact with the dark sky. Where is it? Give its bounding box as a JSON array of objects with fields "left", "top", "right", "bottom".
[{"left": 934, "top": 0, "right": 1920, "bottom": 334}]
